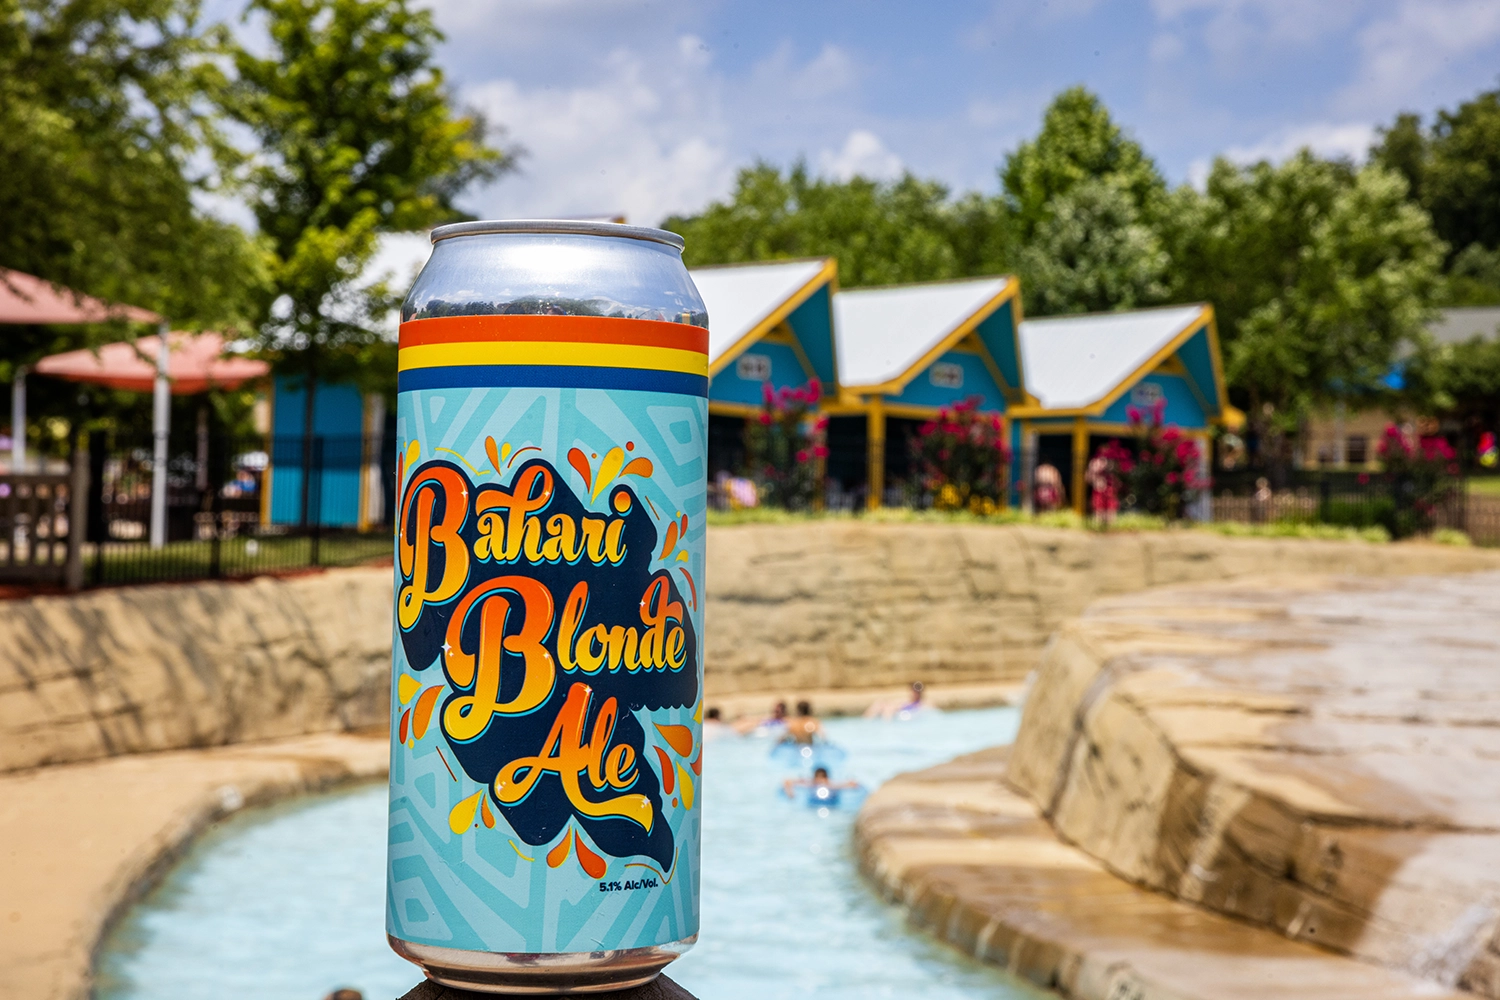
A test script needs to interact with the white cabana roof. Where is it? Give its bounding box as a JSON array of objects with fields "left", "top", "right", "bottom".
[
  {"left": 1020, "top": 305, "right": 1206, "bottom": 411},
  {"left": 833, "top": 277, "right": 1012, "bottom": 389},
  {"left": 689, "top": 259, "right": 831, "bottom": 366}
]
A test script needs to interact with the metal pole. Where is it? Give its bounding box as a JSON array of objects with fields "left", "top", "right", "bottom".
[
  {"left": 65, "top": 435, "right": 88, "bottom": 591},
  {"left": 11, "top": 367, "right": 25, "bottom": 473},
  {"left": 149, "top": 327, "right": 171, "bottom": 548}
]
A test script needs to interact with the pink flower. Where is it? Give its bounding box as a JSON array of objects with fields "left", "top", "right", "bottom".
[
  {"left": 806, "top": 379, "right": 822, "bottom": 403},
  {"left": 795, "top": 450, "right": 809, "bottom": 463},
  {"left": 758, "top": 412, "right": 772, "bottom": 426},
  {"left": 762, "top": 382, "right": 774, "bottom": 405},
  {"left": 813, "top": 444, "right": 829, "bottom": 459},
  {"left": 1358, "top": 473, "right": 1370, "bottom": 485}
]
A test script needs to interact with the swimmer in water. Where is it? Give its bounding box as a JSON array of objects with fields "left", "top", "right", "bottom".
[
  {"left": 735, "top": 699, "right": 788, "bottom": 735},
  {"left": 781, "top": 700, "right": 823, "bottom": 745},
  {"left": 782, "top": 766, "right": 860, "bottom": 799},
  {"left": 865, "top": 681, "right": 932, "bottom": 720},
  {"left": 702, "top": 706, "right": 735, "bottom": 741}
]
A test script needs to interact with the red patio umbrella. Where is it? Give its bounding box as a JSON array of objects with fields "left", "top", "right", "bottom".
[
  {"left": 0, "top": 268, "right": 160, "bottom": 326},
  {"left": 34, "top": 331, "right": 269, "bottom": 394}
]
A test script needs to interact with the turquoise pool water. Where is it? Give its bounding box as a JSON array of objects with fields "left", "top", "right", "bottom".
[{"left": 98, "top": 707, "right": 1045, "bottom": 1000}]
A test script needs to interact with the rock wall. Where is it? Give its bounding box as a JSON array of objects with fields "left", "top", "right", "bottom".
[
  {"left": 702, "top": 523, "right": 1500, "bottom": 694},
  {"left": 1007, "top": 574, "right": 1500, "bottom": 996},
  {"left": 0, "top": 567, "right": 391, "bottom": 773},
  {"left": 4, "top": 525, "right": 1498, "bottom": 773}
]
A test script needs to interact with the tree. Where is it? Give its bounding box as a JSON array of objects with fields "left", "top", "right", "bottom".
[
  {"left": 0, "top": 0, "right": 268, "bottom": 359},
  {"left": 223, "top": 0, "right": 510, "bottom": 429},
  {"left": 1000, "top": 86, "right": 1170, "bottom": 314},
  {"left": 1001, "top": 86, "right": 1166, "bottom": 245},
  {"left": 1372, "top": 91, "right": 1500, "bottom": 303},
  {"left": 1171, "top": 152, "right": 1445, "bottom": 466},
  {"left": 1403, "top": 332, "right": 1500, "bottom": 454},
  {"left": 1016, "top": 176, "right": 1170, "bottom": 315},
  {"left": 664, "top": 163, "right": 1008, "bottom": 287}
]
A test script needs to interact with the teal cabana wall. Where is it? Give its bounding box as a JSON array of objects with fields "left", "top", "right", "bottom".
[
  {"left": 1013, "top": 304, "right": 1228, "bottom": 516},
  {"left": 269, "top": 377, "right": 366, "bottom": 526}
]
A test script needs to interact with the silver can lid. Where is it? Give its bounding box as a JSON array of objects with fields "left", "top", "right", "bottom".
[{"left": 429, "top": 219, "right": 685, "bottom": 251}]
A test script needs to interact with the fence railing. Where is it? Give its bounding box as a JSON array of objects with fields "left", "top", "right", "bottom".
[{"left": 0, "top": 432, "right": 394, "bottom": 590}]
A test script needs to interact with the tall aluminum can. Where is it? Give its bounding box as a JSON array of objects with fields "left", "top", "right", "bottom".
[{"left": 386, "top": 220, "right": 708, "bottom": 994}]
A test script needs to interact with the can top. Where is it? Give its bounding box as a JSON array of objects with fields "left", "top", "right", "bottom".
[{"left": 430, "top": 219, "right": 686, "bottom": 251}]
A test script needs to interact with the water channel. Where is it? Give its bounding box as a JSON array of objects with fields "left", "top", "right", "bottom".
[{"left": 98, "top": 706, "right": 1046, "bottom": 1000}]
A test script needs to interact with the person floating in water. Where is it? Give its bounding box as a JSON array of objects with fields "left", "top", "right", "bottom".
[
  {"left": 865, "top": 681, "right": 931, "bottom": 720},
  {"left": 781, "top": 700, "right": 824, "bottom": 745},
  {"left": 702, "top": 706, "right": 736, "bottom": 741},
  {"left": 736, "top": 699, "right": 788, "bottom": 735},
  {"left": 782, "top": 766, "right": 861, "bottom": 801}
]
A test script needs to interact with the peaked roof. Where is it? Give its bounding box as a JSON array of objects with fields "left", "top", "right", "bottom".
[
  {"left": 834, "top": 277, "right": 1013, "bottom": 389},
  {"left": 690, "top": 259, "right": 834, "bottom": 366},
  {"left": 0, "top": 268, "right": 160, "bottom": 326},
  {"left": 1020, "top": 305, "right": 1208, "bottom": 411}
]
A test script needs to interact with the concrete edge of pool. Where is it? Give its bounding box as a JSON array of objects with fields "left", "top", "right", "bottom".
[
  {"left": 0, "top": 731, "right": 389, "bottom": 1000},
  {"left": 854, "top": 746, "right": 1472, "bottom": 1000}
]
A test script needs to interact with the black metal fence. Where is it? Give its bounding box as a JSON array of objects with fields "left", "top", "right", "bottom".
[{"left": 71, "top": 429, "right": 394, "bottom": 588}]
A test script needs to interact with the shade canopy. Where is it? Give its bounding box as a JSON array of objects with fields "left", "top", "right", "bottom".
[
  {"left": 0, "top": 268, "right": 160, "bottom": 326},
  {"left": 34, "top": 331, "right": 269, "bottom": 394}
]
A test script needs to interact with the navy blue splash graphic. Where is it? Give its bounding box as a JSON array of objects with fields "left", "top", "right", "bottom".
[{"left": 396, "top": 457, "right": 698, "bottom": 870}]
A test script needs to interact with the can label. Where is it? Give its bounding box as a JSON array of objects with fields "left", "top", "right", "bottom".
[{"left": 387, "top": 315, "right": 706, "bottom": 954}]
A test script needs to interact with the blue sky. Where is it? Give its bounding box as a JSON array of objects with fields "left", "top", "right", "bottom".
[{"left": 407, "top": 0, "right": 1500, "bottom": 227}]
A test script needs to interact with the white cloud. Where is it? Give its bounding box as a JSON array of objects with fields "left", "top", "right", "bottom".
[
  {"left": 1186, "top": 120, "right": 1378, "bottom": 185},
  {"left": 817, "top": 130, "right": 904, "bottom": 182},
  {"left": 1338, "top": 0, "right": 1500, "bottom": 114},
  {"left": 461, "top": 45, "right": 735, "bottom": 225},
  {"left": 1151, "top": 0, "right": 1363, "bottom": 53}
]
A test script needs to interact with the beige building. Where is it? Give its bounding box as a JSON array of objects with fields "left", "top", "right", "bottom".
[{"left": 1297, "top": 307, "right": 1500, "bottom": 469}]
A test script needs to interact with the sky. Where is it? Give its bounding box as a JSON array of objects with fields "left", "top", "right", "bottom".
[{"left": 408, "top": 0, "right": 1500, "bottom": 228}]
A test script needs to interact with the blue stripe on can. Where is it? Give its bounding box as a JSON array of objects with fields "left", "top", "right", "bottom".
[{"left": 397, "top": 364, "right": 709, "bottom": 397}]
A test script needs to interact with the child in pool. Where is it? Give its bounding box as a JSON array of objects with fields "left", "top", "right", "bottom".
[{"left": 782, "top": 766, "right": 860, "bottom": 799}]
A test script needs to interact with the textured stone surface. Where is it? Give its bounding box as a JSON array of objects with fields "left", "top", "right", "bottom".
[
  {"left": 1008, "top": 573, "right": 1500, "bottom": 996},
  {"left": 4, "top": 528, "right": 1498, "bottom": 774},
  {"left": 0, "top": 732, "right": 387, "bottom": 1000},
  {"left": 0, "top": 567, "right": 392, "bottom": 773},
  {"left": 702, "top": 523, "right": 1500, "bottom": 694},
  {"left": 857, "top": 747, "right": 1465, "bottom": 1000}
]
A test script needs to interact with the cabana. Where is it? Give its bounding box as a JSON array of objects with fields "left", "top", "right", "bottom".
[
  {"left": 689, "top": 258, "right": 839, "bottom": 475},
  {"left": 830, "top": 276, "right": 1025, "bottom": 508},
  {"left": 1012, "top": 303, "right": 1229, "bottom": 516}
]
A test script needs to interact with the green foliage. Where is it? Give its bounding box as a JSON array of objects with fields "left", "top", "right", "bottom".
[
  {"left": 1001, "top": 86, "right": 1167, "bottom": 245},
  {"left": 1402, "top": 332, "right": 1500, "bottom": 433},
  {"left": 222, "top": 0, "right": 511, "bottom": 399},
  {"left": 1170, "top": 153, "right": 1445, "bottom": 428},
  {"left": 1017, "top": 175, "right": 1170, "bottom": 314},
  {"left": 0, "top": 0, "right": 268, "bottom": 350},
  {"left": 665, "top": 163, "right": 1007, "bottom": 287},
  {"left": 1372, "top": 90, "right": 1500, "bottom": 303}
]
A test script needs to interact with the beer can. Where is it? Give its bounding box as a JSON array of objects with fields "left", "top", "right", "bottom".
[{"left": 386, "top": 220, "right": 708, "bottom": 993}]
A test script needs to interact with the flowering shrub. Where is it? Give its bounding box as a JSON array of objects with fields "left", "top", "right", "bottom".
[
  {"left": 910, "top": 397, "right": 1011, "bottom": 514},
  {"left": 743, "top": 379, "right": 828, "bottom": 509},
  {"left": 1092, "top": 400, "right": 1208, "bottom": 520},
  {"left": 1377, "top": 424, "right": 1459, "bottom": 538}
]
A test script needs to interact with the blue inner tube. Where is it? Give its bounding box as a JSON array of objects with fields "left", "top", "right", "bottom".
[{"left": 769, "top": 741, "right": 848, "bottom": 769}]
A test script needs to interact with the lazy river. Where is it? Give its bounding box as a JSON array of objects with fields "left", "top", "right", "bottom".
[{"left": 97, "top": 706, "right": 1046, "bottom": 1000}]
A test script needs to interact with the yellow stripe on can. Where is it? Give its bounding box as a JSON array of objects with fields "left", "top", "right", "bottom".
[{"left": 398, "top": 341, "right": 708, "bottom": 376}]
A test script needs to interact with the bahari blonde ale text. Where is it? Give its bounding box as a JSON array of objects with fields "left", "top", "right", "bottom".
[{"left": 386, "top": 221, "right": 708, "bottom": 993}]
